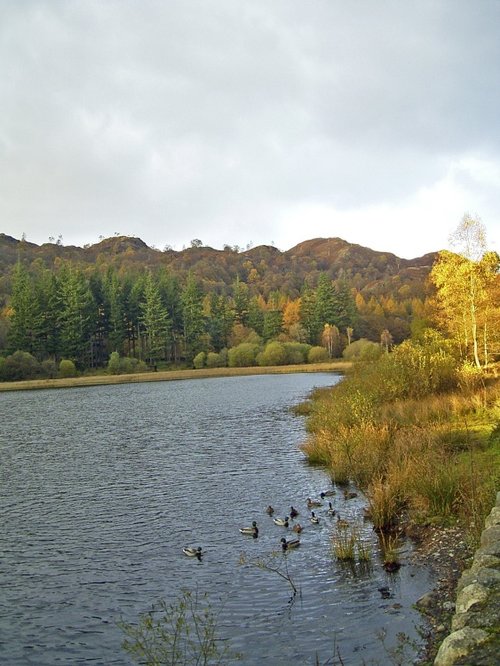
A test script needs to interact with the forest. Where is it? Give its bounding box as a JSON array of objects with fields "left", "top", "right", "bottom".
[{"left": 0, "top": 216, "right": 498, "bottom": 380}]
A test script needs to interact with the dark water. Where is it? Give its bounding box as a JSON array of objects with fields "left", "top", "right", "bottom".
[{"left": 0, "top": 373, "right": 431, "bottom": 665}]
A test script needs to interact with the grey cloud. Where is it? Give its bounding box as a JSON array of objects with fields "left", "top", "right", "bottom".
[{"left": 1, "top": 0, "right": 499, "bottom": 252}]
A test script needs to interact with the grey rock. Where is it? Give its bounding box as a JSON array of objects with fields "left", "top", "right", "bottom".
[
  {"left": 416, "top": 591, "right": 435, "bottom": 610},
  {"left": 434, "top": 627, "right": 489, "bottom": 666},
  {"left": 481, "top": 525, "right": 500, "bottom": 548}
]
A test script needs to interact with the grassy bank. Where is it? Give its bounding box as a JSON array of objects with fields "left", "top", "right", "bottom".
[
  {"left": 0, "top": 361, "right": 350, "bottom": 393},
  {"left": 300, "top": 340, "right": 500, "bottom": 546}
]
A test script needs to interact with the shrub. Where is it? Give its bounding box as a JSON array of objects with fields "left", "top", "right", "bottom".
[
  {"left": 120, "top": 589, "right": 239, "bottom": 665},
  {"left": 193, "top": 351, "right": 206, "bottom": 369},
  {"left": 59, "top": 359, "right": 77, "bottom": 378},
  {"left": 121, "top": 357, "right": 147, "bottom": 374},
  {"left": 343, "top": 338, "right": 382, "bottom": 362},
  {"left": 0, "top": 351, "right": 42, "bottom": 381},
  {"left": 108, "top": 351, "right": 121, "bottom": 374},
  {"left": 308, "top": 346, "right": 329, "bottom": 363},
  {"left": 228, "top": 343, "right": 259, "bottom": 367},
  {"left": 456, "top": 361, "right": 484, "bottom": 392},
  {"left": 41, "top": 358, "right": 57, "bottom": 378},
  {"left": 256, "top": 341, "right": 287, "bottom": 366},
  {"left": 218, "top": 348, "right": 228, "bottom": 367},
  {"left": 205, "top": 352, "right": 220, "bottom": 368},
  {"left": 283, "top": 342, "right": 310, "bottom": 364}
]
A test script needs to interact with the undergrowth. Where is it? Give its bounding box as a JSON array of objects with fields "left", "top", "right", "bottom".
[{"left": 300, "top": 338, "right": 500, "bottom": 545}]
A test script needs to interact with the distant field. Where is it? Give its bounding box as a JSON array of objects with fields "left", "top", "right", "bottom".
[{"left": 0, "top": 362, "right": 350, "bottom": 392}]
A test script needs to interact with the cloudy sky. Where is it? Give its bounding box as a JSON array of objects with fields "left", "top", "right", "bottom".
[{"left": 1, "top": 1, "right": 500, "bottom": 259}]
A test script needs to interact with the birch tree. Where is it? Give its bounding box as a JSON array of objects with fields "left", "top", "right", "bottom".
[{"left": 430, "top": 214, "right": 499, "bottom": 368}]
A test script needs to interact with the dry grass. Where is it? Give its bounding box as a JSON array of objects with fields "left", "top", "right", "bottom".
[
  {"left": 331, "top": 525, "right": 372, "bottom": 563},
  {"left": 365, "top": 475, "right": 403, "bottom": 531},
  {"left": 304, "top": 369, "right": 500, "bottom": 545},
  {"left": 0, "top": 361, "right": 350, "bottom": 393},
  {"left": 378, "top": 531, "right": 402, "bottom": 567}
]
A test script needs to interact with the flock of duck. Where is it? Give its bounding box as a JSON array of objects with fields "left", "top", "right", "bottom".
[{"left": 183, "top": 488, "right": 358, "bottom": 561}]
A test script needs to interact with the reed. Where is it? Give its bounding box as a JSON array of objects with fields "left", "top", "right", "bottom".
[
  {"left": 331, "top": 528, "right": 357, "bottom": 561},
  {"left": 331, "top": 526, "right": 371, "bottom": 563},
  {"left": 407, "top": 453, "right": 463, "bottom": 518},
  {"left": 302, "top": 346, "right": 500, "bottom": 545},
  {"left": 356, "top": 537, "right": 372, "bottom": 563},
  {"left": 378, "top": 531, "right": 402, "bottom": 570},
  {"left": 365, "top": 475, "right": 403, "bottom": 531}
]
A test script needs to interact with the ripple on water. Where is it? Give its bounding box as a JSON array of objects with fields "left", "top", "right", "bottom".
[{"left": 0, "top": 374, "right": 433, "bottom": 665}]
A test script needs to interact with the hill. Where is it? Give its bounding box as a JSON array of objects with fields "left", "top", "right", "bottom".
[{"left": 0, "top": 233, "right": 437, "bottom": 301}]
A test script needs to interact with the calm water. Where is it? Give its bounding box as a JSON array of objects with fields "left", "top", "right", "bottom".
[{"left": 0, "top": 373, "right": 431, "bottom": 665}]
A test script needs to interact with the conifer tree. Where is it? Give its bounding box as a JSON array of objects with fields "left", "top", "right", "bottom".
[
  {"left": 140, "top": 271, "right": 170, "bottom": 365},
  {"left": 58, "top": 265, "right": 96, "bottom": 366},
  {"left": 8, "top": 261, "right": 43, "bottom": 355},
  {"left": 181, "top": 273, "right": 205, "bottom": 362}
]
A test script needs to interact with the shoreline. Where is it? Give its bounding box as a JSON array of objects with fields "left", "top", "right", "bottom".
[{"left": 0, "top": 361, "right": 350, "bottom": 392}]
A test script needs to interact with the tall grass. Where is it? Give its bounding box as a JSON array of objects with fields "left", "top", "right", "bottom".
[{"left": 302, "top": 336, "right": 500, "bottom": 544}]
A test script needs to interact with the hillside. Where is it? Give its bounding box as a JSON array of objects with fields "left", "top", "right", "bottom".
[{"left": 0, "top": 233, "right": 437, "bottom": 301}]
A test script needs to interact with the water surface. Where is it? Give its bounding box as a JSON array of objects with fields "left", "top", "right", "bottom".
[{"left": 0, "top": 373, "right": 431, "bottom": 664}]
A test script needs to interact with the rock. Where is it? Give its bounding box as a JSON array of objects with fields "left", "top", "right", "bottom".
[
  {"left": 456, "top": 567, "right": 500, "bottom": 595},
  {"left": 484, "top": 506, "right": 500, "bottom": 529},
  {"left": 434, "top": 627, "right": 489, "bottom": 666},
  {"left": 416, "top": 591, "right": 435, "bottom": 611},
  {"left": 456, "top": 583, "right": 490, "bottom": 614},
  {"left": 481, "top": 525, "right": 500, "bottom": 549},
  {"left": 470, "top": 552, "right": 500, "bottom": 571}
]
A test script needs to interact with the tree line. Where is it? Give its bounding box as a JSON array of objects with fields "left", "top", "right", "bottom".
[
  {"left": 2, "top": 263, "right": 361, "bottom": 373},
  {"left": 1, "top": 214, "right": 498, "bottom": 380}
]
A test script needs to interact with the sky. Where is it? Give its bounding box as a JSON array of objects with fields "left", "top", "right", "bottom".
[{"left": 1, "top": 1, "right": 500, "bottom": 259}]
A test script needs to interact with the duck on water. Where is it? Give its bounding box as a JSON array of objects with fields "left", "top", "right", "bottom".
[
  {"left": 281, "top": 537, "right": 301, "bottom": 551},
  {"left": 239, "top": 521, "right": 259, "bottom": 537}
]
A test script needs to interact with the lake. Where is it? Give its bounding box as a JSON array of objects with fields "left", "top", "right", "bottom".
[{"left": 0, "top": 373, "right": 431, "bottom": 664}]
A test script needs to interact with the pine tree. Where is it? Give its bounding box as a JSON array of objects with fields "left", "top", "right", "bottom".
[
  {"left": 140, "top": 271, "right": 171, "bottom": 365},
  {"left": 58, "top": 265, "right": 96, "bottom": 366},
  {"left": 37, "top": 269, "right": 61, "bottom": 359},
  {"left": 206, "top": 293, "right": 234, "bottom": 351},
  {"left": 8, "top": 262, "right": 43, "bottom": 355},
  {"left": 181, "top": 273, "right": 205, "bottom": 362},
  {"left": 104, "top": 270, "right": 127, "bottom": 353},
  {"left": 232, "top": 277, "right": 249, "bottom": 325}
]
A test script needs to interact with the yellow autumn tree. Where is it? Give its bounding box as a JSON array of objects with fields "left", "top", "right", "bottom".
[
  {"left": 282, "top": 298, "right": 301, "bottom": 332},
  {"left": 321, "top": 323, "right": 340, "bottom": 358},
  {"left": 430, "top": 214, "right": 499, "bottom": 368}
]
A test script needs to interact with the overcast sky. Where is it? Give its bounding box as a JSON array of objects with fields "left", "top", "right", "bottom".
[{"left": 1, "top": 1, "right": 500, "bottom": 259}]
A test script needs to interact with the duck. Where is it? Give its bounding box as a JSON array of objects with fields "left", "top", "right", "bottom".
[
  {"left": 307, "top": 497, "right": 322, "bottom": 509},
  {"left": 292, "top": 523, "right": 303, "bottom": 533},
  {"left": 183, "top": 546, "right": 203, "bottom": 560},
  {"left": 327, "top": 502, "right": 336, "bottom": 516},
  {"left": 265, "top": 505, "right": 274, "bottom": 515},
  {"left": 343, "top": 490, "right": 358, "bottom": 500},
  {"left": 239, "top": 521, "right": 259, "bottom": 537},
  {"left": 273, "top": 516, "right": 289, "bottom": 527},
  {"left": 320, "top": 490, "right": 336, "bottom": 498},
  {"left": 289, "top": 506, "right": 299, "bottom": 519},
  {"left": 281, "top": 537, "right": 301, "bottom": 551},
  {"left": 310, "top": 511, "right": 320, "bottom": 524}
]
